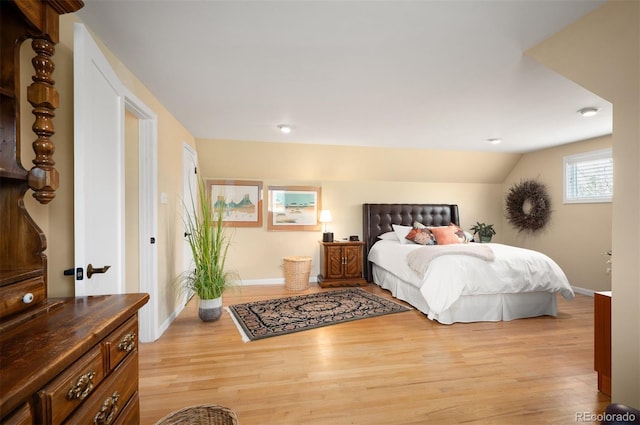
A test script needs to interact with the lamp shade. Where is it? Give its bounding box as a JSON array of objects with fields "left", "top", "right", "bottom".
[{"left": 319, "top": 210, "right": 332, "bottom": 223}]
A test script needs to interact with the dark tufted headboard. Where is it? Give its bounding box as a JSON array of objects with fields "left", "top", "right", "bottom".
[{"left": 362, "top": 203, "right": 460, "bottom": 282}]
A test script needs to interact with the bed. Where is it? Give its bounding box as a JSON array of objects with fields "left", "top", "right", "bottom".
[{"left": 362, "top": 203, "right": 575, "bottom": 324}]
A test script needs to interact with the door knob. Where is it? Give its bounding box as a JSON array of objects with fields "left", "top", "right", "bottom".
[{"left": 86, "top": 264, "right": 111, "bottom": 279}]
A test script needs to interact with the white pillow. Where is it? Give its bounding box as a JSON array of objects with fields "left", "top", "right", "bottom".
[
  {"left": 378, "top": 231, "right": 398, "bottom": 241},
  {"left": 392, "top": 224, "right": 413, "bottom": 244},
  {"left": 463, "top": 230, "right": 474, "bottom": 243}
]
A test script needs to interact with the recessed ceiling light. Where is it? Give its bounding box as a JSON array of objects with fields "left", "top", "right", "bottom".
[
  {"left": 277, "top": 124, "right": 292, "bottom": 134},
  {"left": 577, "top": 107, "right": 600, "bottom": 117},
  {"left": 487, "top": 138, "right": 502, "bottom": 145}
]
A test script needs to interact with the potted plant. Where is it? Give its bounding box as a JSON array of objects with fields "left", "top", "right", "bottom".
[
  {"left": 470, "top": 222, "right": 496, "bottom": 243},
  {"left": 182, "top": 178, "right": 237, "bottom": 321}
]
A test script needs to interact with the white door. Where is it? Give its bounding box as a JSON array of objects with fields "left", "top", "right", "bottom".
[
  {"left": 74, "top": 24, "right": 125, "bottom": 295},
  {"left": 74, "top": 23, "right": 160, "bottom": 341},
  {"left": 181, "top": 143, "right": 198, "bottom": 304}
]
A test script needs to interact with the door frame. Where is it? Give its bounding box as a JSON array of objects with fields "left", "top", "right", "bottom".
[{"left": 125, "top": 93, "right": 158, "bottom": 343}]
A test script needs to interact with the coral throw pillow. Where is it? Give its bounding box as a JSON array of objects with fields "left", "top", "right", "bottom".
[{"left": 430, "top": 226, "right": 462, "bottom": 245}]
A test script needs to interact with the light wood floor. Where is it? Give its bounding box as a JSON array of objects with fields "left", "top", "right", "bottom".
[{"left": 138, "top": 284, "right": 610, "bottom": 424}]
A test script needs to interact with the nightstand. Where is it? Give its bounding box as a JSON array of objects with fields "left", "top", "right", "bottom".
[{"left": 317, "top": 241, "right": 367, "bottom": 288}]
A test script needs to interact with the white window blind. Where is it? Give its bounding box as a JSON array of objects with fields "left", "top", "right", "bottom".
[{"left": 564, "top": 148, "right": 613, "bottom": 203}]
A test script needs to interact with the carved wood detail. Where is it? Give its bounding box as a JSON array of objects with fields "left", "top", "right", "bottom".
[
  {"left": 28, "top": 37, "right": 59, "bottom": 204},
  {"left": 0, "top": 0, "right": 83, "bottom": 314}
]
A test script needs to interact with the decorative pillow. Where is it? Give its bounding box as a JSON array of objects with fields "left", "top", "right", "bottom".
[
  {"left": 412, "top": 221, "right": 427, "bottom": 229},
  {"left": 405, "top": 226, "right": 436, "bottom": 245},
  {"left": 392, "top": 224, "right": 413, "bottom": 244},
  {"left": 429, "top": 225, "right": 462, "bottom": 245},
  {"left": 378, "top": 231, "right": 398, "bottom": 241},
  {"left": 463, "top": 230, "right": 474, "bottom": 243},
  {"left": 448, "top": 223, "right": 470, "bottom": 243}
]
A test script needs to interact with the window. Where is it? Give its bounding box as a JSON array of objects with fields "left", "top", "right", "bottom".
[{"left": 564, "top": 148, "right": 613, "bottom": 203}]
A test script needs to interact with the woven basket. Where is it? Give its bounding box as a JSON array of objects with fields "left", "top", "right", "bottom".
[
  {"left": 155, "top": 404, "right": 239, "bottom": 425},
  {"left": 283, "top": 256, "right": 312, "bottom": 291}
]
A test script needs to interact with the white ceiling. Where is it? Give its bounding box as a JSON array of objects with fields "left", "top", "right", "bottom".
[{"left": 77, "top": 0, "right": 611, "bottom": 154}]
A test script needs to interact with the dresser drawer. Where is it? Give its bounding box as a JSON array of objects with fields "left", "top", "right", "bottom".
[
  {"left": 64, "top": 351, "right": 138, "bottom": 425},
  {"left": 113, "top": 392, "right": 140, "bottom": 425},
  {"left": 0, "top": 277, "right": 46, "bottom": 319},
  {"left": 105, "top": 316, "right": 138, "bottom": 371},
  {"left": 1, "top": 403, "right": 32, "bottom": 425},
  {"left": 36, "top": 345, "right": 106, "bottom": 425}
]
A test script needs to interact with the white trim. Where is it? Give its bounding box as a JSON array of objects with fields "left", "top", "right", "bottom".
[
  {"left": 158, "top": 302, "right": 186, "bottom": 339},
  {"left": 235, "top": 276, "right": 319, "bottom": 286},
  {"left": 124, "top": 90, "right": 159, "bottom": 343}
]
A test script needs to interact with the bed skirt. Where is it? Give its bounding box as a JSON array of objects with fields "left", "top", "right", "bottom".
[{"left": 372, "top": 264, "right": 558, "bottom": 324}]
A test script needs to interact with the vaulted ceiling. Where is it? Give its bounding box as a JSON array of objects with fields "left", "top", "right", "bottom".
[{"left": 78, "top": 0, "right": 611, "bottom": 153}]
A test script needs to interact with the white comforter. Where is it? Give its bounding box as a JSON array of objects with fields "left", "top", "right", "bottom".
[{"left": 368, "top": 240, "right": 574, "bottom": 315}]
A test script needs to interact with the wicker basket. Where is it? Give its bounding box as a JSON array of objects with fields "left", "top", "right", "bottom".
[
  {"left": 283, "top": 256, "right": 312, "bottom": 291},
  {"left": 155, "top": 404, "right": 239, "bottom": 425}
]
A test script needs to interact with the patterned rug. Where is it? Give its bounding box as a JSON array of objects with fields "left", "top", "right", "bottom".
[{"left": 227, "top": 288, "right": 411, "bottom": 342}]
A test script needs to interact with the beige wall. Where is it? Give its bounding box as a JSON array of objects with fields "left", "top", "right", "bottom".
[
  {"left": 196, "top": 139, "right": 517, "bottom": 281},
  {"left": 528, "top": 0, "right": 640, "bottom": 407},
  {"left": 199, "top": 137, "right": 618, "bottom": 292},
  {"left": 502, "top": 136, "right": 613, "bottom": 292}
]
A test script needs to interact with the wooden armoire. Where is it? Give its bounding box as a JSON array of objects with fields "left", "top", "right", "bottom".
[{"left": 1, "top": 1, "right": 149, "bottom": 423}]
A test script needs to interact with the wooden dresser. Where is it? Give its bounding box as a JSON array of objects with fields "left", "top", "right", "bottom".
[
  {"left": 0, "top": 294, "right": 149, "bottom": 424},
  {"left": 1, "top": 1, "right": 149, "bottom": 423}
]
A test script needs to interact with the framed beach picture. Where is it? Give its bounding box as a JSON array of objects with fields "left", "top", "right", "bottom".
[
  {"left": 207, "top": 180, "right": 263, "bottom": 227},
  {"left": 267, "top": 186, "right": 321, "bottom": 231}
]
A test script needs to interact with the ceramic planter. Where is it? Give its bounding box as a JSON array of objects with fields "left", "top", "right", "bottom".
[{"left": 198, "top": 297, "right": 223, "bottom": 322}]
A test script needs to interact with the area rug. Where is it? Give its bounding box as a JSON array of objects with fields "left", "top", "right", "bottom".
[{"left": 226, "top": 288, "right": 411, "bottom": 342}]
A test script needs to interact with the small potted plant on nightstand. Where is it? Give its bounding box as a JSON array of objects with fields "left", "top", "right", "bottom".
[{"left": 470, "top": 222, "right": 496, "bottom": 243}]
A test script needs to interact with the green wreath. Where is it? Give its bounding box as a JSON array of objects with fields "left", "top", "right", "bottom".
[{"left": 505, "top": 179, "right": 551, "bottom": 232}]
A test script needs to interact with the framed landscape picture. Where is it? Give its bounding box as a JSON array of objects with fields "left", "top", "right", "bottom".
[
  {"left": 207, "top": 180, "right": 263, "bottom": 227},
  {"left": 267, "top": 185, "right": 321, "bottom": 231}
]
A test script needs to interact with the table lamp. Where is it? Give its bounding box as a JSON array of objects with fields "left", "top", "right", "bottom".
[{"left": 319, "top": 210, "right": 333, "bottom": 242}]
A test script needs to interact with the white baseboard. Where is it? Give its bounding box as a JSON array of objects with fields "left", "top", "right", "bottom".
[
  {"left": 572, "top": 286, "right": 595, "bottom": 297},
  {"left": 155, "top": 301, "right": 186, "bottom": 340},
  {"left": 236, "top": 276, "right": 319, "bottom": 286}
]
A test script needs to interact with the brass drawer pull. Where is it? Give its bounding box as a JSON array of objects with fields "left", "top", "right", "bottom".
[
  {"left": 117, "top": 332, "right": 136, "bottom": 352},
  {"left": 66, "top": 371, "right": 96, "bottom": 401},
  {"left": 94, "top": 392, "right": 120, "bottom": 425}
]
